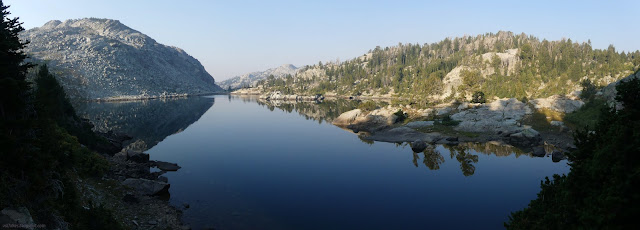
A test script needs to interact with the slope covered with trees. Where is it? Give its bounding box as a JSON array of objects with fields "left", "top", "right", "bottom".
[
  {"left": 0, "top": 2, "right": 122, "bottom": 228},
  {"left": 255, "top": 31, "right": 639, "bottom": 103}
]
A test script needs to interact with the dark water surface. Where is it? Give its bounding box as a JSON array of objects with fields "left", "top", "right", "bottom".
[{"left": 78, "top": 95, "right": 569, "bottom": 230}]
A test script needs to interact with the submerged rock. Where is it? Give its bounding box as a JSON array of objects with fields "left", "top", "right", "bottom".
[
  {"left": 153, "top": 161, "right": 181, "bottom": 171},
  {"left": 123, "top": 178, "right": 170, "bottom": 196}
]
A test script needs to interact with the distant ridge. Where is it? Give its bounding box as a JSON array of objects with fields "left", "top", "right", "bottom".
[{"left": 218, "top": 64, "right": 299, "bottom": 90}]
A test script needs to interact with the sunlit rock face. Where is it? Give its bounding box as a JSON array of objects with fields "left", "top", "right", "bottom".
[{"left": 20, "top": 18, "right": 221, "bottom": 100}]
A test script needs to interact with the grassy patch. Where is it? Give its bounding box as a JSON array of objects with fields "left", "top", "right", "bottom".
[
  {"left": 521, "top": 107, "right": 565, "bottom": 131},
  {"left": 564, "top": 99, "right": 608, "bottom": 130}
]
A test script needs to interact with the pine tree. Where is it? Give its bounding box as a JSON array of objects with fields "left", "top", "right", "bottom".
[{"left": 0, "top": 0, "right": 32, "bottom": 120}]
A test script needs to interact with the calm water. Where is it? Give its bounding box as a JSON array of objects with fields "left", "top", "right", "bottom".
[{"left": 78, "top": 95, "right": 570, "bottom": 230}]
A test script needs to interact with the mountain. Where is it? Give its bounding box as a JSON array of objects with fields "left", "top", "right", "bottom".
[
  {"left": 218, "top": 64, "right": 299, "bottom": 90},
  {"left": 20, "top": 18, "right": 222, "bottom": 100},
  {"left": 253, "top": 31, "right": 640, "bottom": 103}
]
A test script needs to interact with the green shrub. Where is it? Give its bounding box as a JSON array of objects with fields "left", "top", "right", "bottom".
[
  {"left": 471, "top": 91, "right": 486, "bottom": 103},
  {"left": 394, "top": 109, "right": 407, "bottom": 122},
  {"left": 564, "top": 99, "right": 607, "bottom": 130},
  {"left": 438, "top": 114, "right": 460, "bottom": 126}
]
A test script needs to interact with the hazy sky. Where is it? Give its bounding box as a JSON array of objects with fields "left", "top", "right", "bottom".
[{"left": 5, "top": 0, "right": 639, "bottom": 81}]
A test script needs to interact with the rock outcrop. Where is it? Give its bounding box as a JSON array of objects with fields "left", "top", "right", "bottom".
[
  {"left": 20, "top": 18, "right": 222, "bottom": 100},
  {"left": 529, "top": 95, "right": 584, "bottom": 113},
  {"left": 333, "top": 107, "right": 401, "bottom": 132},
  {"left": 602, "top": 70, "right": 640, "bottom": 107},
  {"left": 451, "top": 98, "right": 532, "bottom": 133}
]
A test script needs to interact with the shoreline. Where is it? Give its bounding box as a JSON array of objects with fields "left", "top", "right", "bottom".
[
  {"left": 87, "top": 92, "right": 229, "bottom": 102},
  {"left": 90, "top": 132, "right": 191, "bottom": 229}
]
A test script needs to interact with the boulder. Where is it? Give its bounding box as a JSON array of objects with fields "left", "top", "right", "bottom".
[
  {"left": 436, "top": 107, "right": 453, "bottom": 116},
  {"left": 405, "top": 121, "right": 435, "bottom": 128},
  {"left": 153, "top": 161, "right": 181, "bottom": 171},
  {"left": 126, "top": 150, "right": 149, "bottom": 163},
  {"left": 550, "top": 121, "right": 564, "bottom": 126},
  {"left": 123, "top": 178, "right": 170, "bottom": 196},
  {"left": 509, "top": 127, "right": 541, "bottom": 146},
  {"left": 411, "top": 140, "right": 428, "bottom": 152},
  {"left": 552, "top": 150, "right": 567, "bottom": 162},
  {"left": 333, "top": 107, "right": 401, "bottom": 132},
  {"left": 521, "top": 127, "right": 540, "bottom": 138},
  {"left": 532, "top": 146, "right": 546, "bottom": 157},
  {"left": 332, "top": 109, "right": 362, "bottom": 126},
  {"left": 0, "top": 207, "right": 35, "bottom": 228},
  {"left": 457, "top": 102, "right": 470, "bottom": 110}
]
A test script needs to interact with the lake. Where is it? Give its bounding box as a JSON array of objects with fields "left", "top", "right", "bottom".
[{"left": 77, "top": 95, "right": 570, "bottom": 230}]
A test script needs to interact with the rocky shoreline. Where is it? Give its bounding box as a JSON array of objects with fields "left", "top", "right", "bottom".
[
  {"left": 332, "top": 97, "right": 581, "bottom": 160},
  {"left": 91, "top": 92, "right": 224, "bottom": 102},
  {"left": 91, "top": 133, "right": 191, "bottom": 230}
]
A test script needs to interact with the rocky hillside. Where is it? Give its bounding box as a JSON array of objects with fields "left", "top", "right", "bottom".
[
  {"left": 20, "top": 18, "right": 222, "bottom": 100},
  {"left": 252, "top": 31, "right": 640, "bottom": 103},
  {"left": 218, "top": 64, "right": 298, "bottom": 90}
]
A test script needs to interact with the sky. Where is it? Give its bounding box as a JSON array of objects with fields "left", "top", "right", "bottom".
[{"left": 4, "top": 0, "right": 640, "bottom": 81}]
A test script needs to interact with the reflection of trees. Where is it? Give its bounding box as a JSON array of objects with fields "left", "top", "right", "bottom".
[
  {"left": 411, "top": 146, "right": 445, "bottom": 170},
  {"left": 423, "top": 147, "right": 445, "bottom": 170},
  {"left": 255, "top": 98, "right": 363, "bottom": 123},
  {"left": 456, "top": 150, "right": 479, "bottom": 176},
  {"left": 358, "top": 135, "right": 374, "bottom": 145},
  {"left": 444, "top": 145, "right": 479, "bottom": 176},
  {"left": 457, "top": 142, "right": 527, "bottom": 157}
]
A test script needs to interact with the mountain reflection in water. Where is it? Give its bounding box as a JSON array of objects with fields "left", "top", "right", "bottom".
[
  {"left": 75, "top": 96, "right": 215, "bottom": 151},
  {"left": 75, "top": 95, "right": 568, "bottom": 230}
]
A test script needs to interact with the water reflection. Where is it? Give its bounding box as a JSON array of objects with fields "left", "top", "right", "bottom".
[
  {"left": 250, "top": 96, "right": 546, "bottom": 177},
  {"left": 410, "top": 142, "right": 529, "bottom": 176},
  {"left": 75, "top": 96, "right": 214, "bottom": 151},
  {"left": 251, "top": 96, "right": 362, "bottom": 123}
]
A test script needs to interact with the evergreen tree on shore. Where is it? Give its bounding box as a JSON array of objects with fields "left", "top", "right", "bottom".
[{"left": 505, "top": 73, "right": 640, "bottom": 229}]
